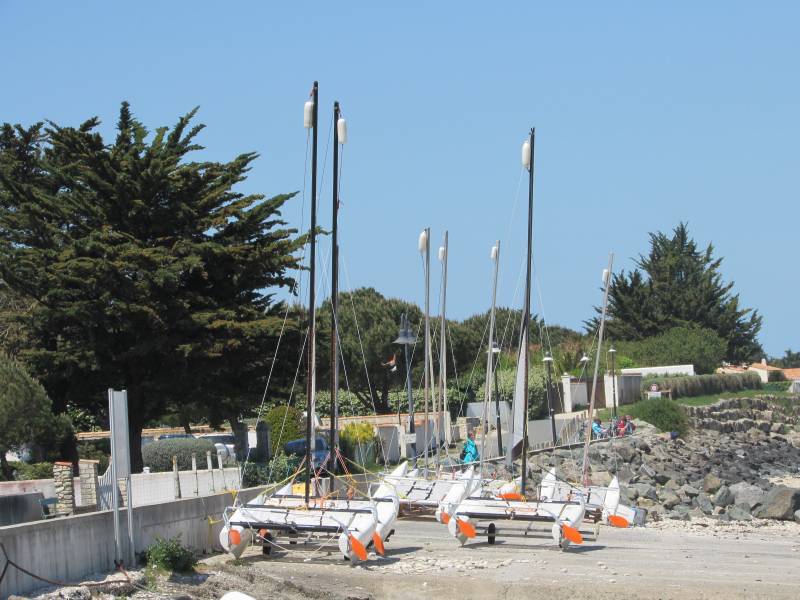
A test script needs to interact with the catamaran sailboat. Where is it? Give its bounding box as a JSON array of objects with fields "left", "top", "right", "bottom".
[
  {"left": 220, "top": 82, "right": 399, "bottom": 563},
  {"left": 435, "top": 129, "right": 592, "bottom": 550}
]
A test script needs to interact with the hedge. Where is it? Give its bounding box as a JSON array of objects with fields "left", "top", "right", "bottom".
[
  {"left": 628, "top": 398, "right": 688, "bottom": 434},
  {"left": 141, "top": 438, "right": 216, "bottom": 472},
  {"left": 642, "top": 371, "right": 762, "bottom": 399}
]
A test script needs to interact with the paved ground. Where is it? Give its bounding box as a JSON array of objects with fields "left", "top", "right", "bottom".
[{"left": 106, "top": 515, "right": 800, "bottom": 600}]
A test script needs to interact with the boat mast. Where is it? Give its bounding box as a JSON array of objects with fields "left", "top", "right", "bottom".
[
  {"left": 304, "top": 81, "right": 319, "bottom": 504},
  {"left": 419, "top": 228, "right": 431, "bottom": 474},
  {"left": 520, "top": 128, "right": 535, "bottom": 495},
  {"left": 581, "top": 253, "right": 614, "bottom": 486},
  {"left": 329, "top": 100, "right": 346, "bottom": 491},
  {"left": 481, "top": 241, "right": 500, "bottom": 479},
  {"left": 436, "top": 232, "right": 449, "bottom": 469}
]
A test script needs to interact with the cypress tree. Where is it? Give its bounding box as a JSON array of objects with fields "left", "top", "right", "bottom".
[
  {"left": 592, "top": 223, "right": 762, "bottom": 363},
  {"left": 0, "top": 104, "right": 305, "bottom": 470}
]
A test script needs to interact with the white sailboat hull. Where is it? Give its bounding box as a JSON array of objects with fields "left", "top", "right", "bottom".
[
  {"left": 220, "top": 483, "right": 399, "bottom": 562},
  {"left": 539, "top": 468, "right": 643, "bottom": 526}
]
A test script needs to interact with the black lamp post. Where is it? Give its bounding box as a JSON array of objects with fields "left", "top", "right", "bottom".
[{"left": 543, "top": 353, "right": 557, "bottom": 446}]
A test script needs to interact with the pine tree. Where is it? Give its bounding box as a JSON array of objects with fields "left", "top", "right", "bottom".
[
  {"left": 0, "top": 104, "right": 305, "bottom": 471},
  {"left": 592, "top": 223, "right": 762, "bottom": 363}
]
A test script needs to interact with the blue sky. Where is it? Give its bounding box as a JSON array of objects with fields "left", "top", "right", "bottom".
[{"left": 1, "top": 1, "right": 797, "bottom": 356}]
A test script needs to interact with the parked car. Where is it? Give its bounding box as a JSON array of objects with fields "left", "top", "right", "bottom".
[
  {"left": 158, "top": 433, "right": 195, "bottom": 440},
  {"left": 284, "top": 437, "right": 329, "bottom": 465},
  {"left": 198, "top": 433, "right": 237, "bottom": 463}
]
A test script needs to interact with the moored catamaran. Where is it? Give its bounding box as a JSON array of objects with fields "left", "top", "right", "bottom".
[
  {"left": 435, "top": 129, "right": 588, "bottom": 550},
  {"left": 220, "top": 82, "right": 399, "bottom": 563}
]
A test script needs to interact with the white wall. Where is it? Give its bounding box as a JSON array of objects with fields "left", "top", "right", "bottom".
[
  {"left": 621, "top": 364, "right": 695, "bottom": 377},
  {"left": 0, "top": 486, "right": 263, "bottom": 598}
]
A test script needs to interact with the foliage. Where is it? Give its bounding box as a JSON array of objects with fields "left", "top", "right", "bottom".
[
  {"left": 143, "top": 535, "right": 196, "bottom": 572},
  {"left": 614, "top": 326, "right": 727, "bottom": 374},
  {"left": 340, "top": 422, "right": 376, "bottom": 445},
  {"left": 768, "top": 369, "right": 786, "bottom": 382},
  {"left": 478, "top": 363, "right": 548, "bottom": 419},
  {"left": 316, "top": 288, "right": 423, "bottom": 415},
  {"left": 770, "top": 349, "right": 800, "bottom": 369},
  {"left": 762, "top": 380, "right": 791, "bottom": 392},
  {"left": 141, "top": 438, "right": 216, "bottom": 472},
  {"left": 0, "top": 108, "right": 305, "bottom": 471},
  {"left": 241, "top": 453, "right": 300, "bottom": 487},
  {"left": 627, "top": 398, "right": 688, "bottom": 434},
  {"left": 0, "top": 353, "right": 65, "bottom": 478},
  {"left": 6, "top": 461, "right": 54, "bottom": 481},
  {"left": 591, "top": 223, "right": 762, "bottom": 363},
  {"left": 77, "top": 441, "right": 110, "bottom": 473},
  {"left": 643, "top": 371, "right": 761, "bottom": 399},
  {"left": 263, "top": 405, "right": 303, "bottom": 456}
]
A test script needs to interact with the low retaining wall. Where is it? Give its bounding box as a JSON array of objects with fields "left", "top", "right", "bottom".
[
  {"left": 0, "top": 492, "right": 43, "bottom": 527},
  {"left": 0, "top": 486, "right": 263, "bottom": 598}
]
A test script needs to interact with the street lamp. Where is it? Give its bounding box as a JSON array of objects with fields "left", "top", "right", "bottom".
[
  {"left": 543, "top": 353, "right": 557, "bottom": 446},
  {"left": 609, "top": 346, "right": 618, "bottom": 419},
  {"left": 394, "top": 313, "right": 416, "bottom": 456}
]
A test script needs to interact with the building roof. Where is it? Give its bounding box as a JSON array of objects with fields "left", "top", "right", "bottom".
[
  {"left": 748, "top": 362, "right": 782, "bottom": 371},
  {"left": 782, "top": 368, "right": 800, "bottom": 380}
]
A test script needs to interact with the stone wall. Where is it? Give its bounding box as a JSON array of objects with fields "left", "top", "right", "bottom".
[{"left": 52, "top": 462, "right": 75, "bottom": 516}]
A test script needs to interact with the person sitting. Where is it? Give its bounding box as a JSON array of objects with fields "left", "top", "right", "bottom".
[
  {"left": 623, "top": 415, "right": 636, "bottom": 435},
  {"left": 460, "top": 431, "right": 480, "bottom": 464},
  {"left": 591, "top": 418, "right": 608, "bottom": 439},
  {"left": 615, "top": 416, "right": 627, "bottom": 437}
]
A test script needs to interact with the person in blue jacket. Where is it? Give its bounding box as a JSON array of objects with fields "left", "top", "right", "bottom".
[
  {"left": 460, "top": 431, "right": 480, "bottom": 463},
  {"left": 591, "top": 417, "right": 609, "bottom": 439}
]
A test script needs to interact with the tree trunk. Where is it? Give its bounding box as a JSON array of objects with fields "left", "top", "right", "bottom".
[{"left": 0, "top": 452, "right": 13, "bottom": 480}]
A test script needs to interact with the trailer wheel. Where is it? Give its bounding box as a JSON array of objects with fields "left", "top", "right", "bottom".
[{"left": 487, "top": 523, "right": 496, "bottom": 545}]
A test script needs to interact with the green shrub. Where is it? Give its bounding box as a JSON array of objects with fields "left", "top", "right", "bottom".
[
  {"left": 616, "top": 326, "right": 727, "bottom": 374},
  {"left": 77, "top": 441, "right": 110, "bottom": 473},
  {"left": 241, "top": 453, "right": 301, "bottom": 487},
  {"left": 628, "top": 398, "right": 688, "bottom": 434},
  {"left": 8, "top": 461, "right": 54, "bottom": 480},
  {"left": 340, "top": 422, "right": 376, "bottom": 446},
  {"left": 764, "top": 380, "right": 791, "bottom": 392},
  {"left": 768, "top": 369, "right": 787, "bottom": 382},
  {"left": 642, "top": 372, "right": 761, "bottom": 399},
  {"left": 478, "top": 364, "right": 547, "bottom": 419},
  {"left": 141, "top": 438, "right": 216, "bottom": 472},
  {"left": 263, "top": 405, "right": 303, "bottom": 457},
  {"left": 143, "top": 535, "right": 196, "bottom": 572}
]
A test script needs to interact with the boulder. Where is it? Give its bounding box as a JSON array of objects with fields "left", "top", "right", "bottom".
[
  {"left": 712, "top": 485, "right": 733, "bottom": 508},
  {"left": 729, "top": 482, "right": 766, "bottom": 509},
  {"left": 702, "top": 473, "right": 722, "bottom": 494},
  {"left": 632, "top": 482, "right": 658, "bottom": 501},
  {"left": 668, "top": 505, "right": 691, "bottom": 521},
  {"left": 680, "top": 484, "right": 700, "bottom": 498},
  {"left": 696, "top": 493, "right": 714, "bottom": 515},
  {"left": 661, "top": 490, "right": 681, "bottom": 509},
  {"left": 591, "top": 470, "right": 612, "bottom": 486},
  {"left": 753, "top": 486, "right": 800, "bottom": 520},
  {"left": 727, "top": 504, "right": 753, "bottom": 521},
  {"left": 613, "top": 444, "right": 636, "bottom": 463}
]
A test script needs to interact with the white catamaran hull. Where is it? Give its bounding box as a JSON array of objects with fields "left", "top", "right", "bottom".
[
  {"left": 220, "top": 482, "right": 399, "bottom": 562},
  {"left": 539, "top": 468, "right": 643, "bottom": 527},
  {"left": 439, "top": 481, "right": 587, "bottom": 549}
]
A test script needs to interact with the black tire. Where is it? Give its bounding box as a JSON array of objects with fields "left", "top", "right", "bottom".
[{"left": 488, "top": 523, "right": 496, "bottom": 545}]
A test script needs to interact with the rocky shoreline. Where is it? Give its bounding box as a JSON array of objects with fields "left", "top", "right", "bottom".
[{"left": 536, "top": 396, "right": 800, "bottom": 523}]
